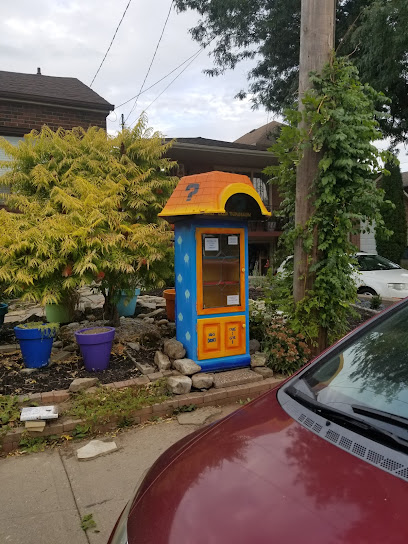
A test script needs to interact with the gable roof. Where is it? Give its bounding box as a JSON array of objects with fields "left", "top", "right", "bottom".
[
  {"left": 167, "top": 137, "right": 262, "bottom": 151},
  {"left": 234, "top": 121, "right": 283, "bottom": 150},
  {"left": 0, "top": 70, "right": 113, "bottom": 111}
]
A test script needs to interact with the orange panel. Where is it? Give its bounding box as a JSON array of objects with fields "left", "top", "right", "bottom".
[{"left": 197, "top": 316, "right": 246, "bottom": 360}]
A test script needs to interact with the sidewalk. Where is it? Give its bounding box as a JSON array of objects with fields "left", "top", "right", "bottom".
[{"left": 0, "top": 405, "right": 238, "bottom": 544}]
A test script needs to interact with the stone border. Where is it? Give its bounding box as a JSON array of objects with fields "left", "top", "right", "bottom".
[{"left": 2, "top": 376, "right": 283, "bottom": 454}]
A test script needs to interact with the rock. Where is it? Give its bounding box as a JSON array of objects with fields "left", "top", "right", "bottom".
[
  {"left": 254, "top": 367, "right": 274, "bottom": 378},
  {"left": 157, "top": 319, "right": 169, "bottom": 325},
  {"left": 143, "top": 317, "right": 155, "bottom": 324},
  {"left": 213, "top": 368, "right": 263, "bottom": 389},
  {"left": 167, "top": 322, "right": 176, "bottom": 332},
  {"left": 142, "top": 308, "right": 166, "bottom": 319},
  {"left": 167, "top": 375, "right": 192, "bottom": 395},
  {"left": 163, "top": 338, "right": 186, "bottom": 359},
  {"left": 173, "top": 358, "right": 201, "bottom": 376},
  {"left": 87, "top": 314, "right": 96, "bottom": 322},
  {"left": 154, "top": 351, "right": 171, "bottom": 371},
  {"left": 138, "top": 300, "right": 156, "bottom": 310},
  {"left": 192, "top": 373, "right": 214, "bottom": 389},
  {"left": 50, "top": 351, "right": 72, "bottom": 364},
  {"left": 0, "top": 344, "right": 19, "bottom": 353},
  {"left": 69, "top": 377, "right": 99, "bottom": 393},
  {"left": 147, "top": 371, "right": 164, "bottom": 382},
  {"left": 249, "top": 339, "right": 261, "bottom": 354},
  {"left": 67, "top": 322, "right": 80, "bottom": 329},
  {"left": 177, "top": 406, "right": 222, "bottom": 426},
  {"left": 162, "top": 370, "right": 173, "bottom": 377},
  {"left": 250, "top": 352, "right": 268, "bottom": 368},
  {"left": 127, "top": 342, "right": 140, "bottom": 352},
  {"left": 64, "top": 343, "right": 77, "bottom": 352},
  {"left": 20, "top": 367, "right": 38, "bottom": 375},
  {"left": 53, "top": 340, "right": 63, "bottom": 348},
  {"left": 77, "top": 439, "right": 117, "bottom": 461},
  {"left": 125, "top": 349, "right": 155, "bottom": 374}
]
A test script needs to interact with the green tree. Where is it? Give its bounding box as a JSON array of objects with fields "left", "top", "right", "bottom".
[
  {"left": 175, "top": 0, "right": 408, "bottom": 142},
  {"left": 0, "top": 116, "right": 177, "bottom": 323},
  {"left": 376, "top": 161, "right": 407, "bottom": 263},
  {"left": 266, "top": 55, "right": 393, "bottom": 346}
]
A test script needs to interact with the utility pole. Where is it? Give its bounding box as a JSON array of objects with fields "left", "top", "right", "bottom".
[
  {"left": 294, "top": 0, "right": 336, "bottom": 349},
  {"left": 121, "top": 113, "right": 125, "bottom": 130}
]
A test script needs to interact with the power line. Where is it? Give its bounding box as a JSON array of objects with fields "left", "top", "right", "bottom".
[
  {"left": 90, "top": 0, "right": 133, "bottom": 88},
  {"left": 115, "top": 46, "right": 204, "bottom": 110},
  {"left": 124, "top": 0, "right": 174, "bottom": 123},
  {"left": 128, "top": 46, "right": 204, "bottom": 127}
]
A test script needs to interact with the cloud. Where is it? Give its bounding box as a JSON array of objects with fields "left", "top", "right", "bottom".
[{"left": 0, "top": 0, "right": 272, "bottom": 143}]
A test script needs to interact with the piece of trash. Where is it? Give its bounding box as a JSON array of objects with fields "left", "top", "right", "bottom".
[{"left": 20, "top": 406, "right": 58, "bottom": 421}]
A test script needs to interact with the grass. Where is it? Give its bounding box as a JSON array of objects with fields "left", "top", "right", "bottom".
[
  {"left": 81, "top": 513, "right": 98, "bottom": 533},
  {"left": 65, "top": 379, "right": 171, "bottom": 428},
  {"left": 0, "top": 395, "right": 20, "bottom": 434}
]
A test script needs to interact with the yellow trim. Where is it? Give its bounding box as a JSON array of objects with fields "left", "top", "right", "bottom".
[
  {"left": 196, "top": 228, "right": 246, "bottom": 316},
  {"left": 219, "top": 183, "right": 271, "bottom": 217}
]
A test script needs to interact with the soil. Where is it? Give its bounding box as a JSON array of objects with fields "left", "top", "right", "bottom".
[
  {"left": 77, "top": 327, "right": 113, "bottom": 335},
  {"left": 0, "top": 320, "right": 161, "bottom": 396}
]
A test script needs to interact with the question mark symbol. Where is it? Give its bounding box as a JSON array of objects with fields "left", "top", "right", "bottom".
[{"left": 186, "top": 183, "right": 199, "bottom": 202}]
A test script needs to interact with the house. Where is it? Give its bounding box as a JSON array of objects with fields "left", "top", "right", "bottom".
[
  {"left": 165, "top": 122, "right": 284, "bottom": 274},
  {"left": 0, "top": 68, "right": 113, "bottom": 200}
]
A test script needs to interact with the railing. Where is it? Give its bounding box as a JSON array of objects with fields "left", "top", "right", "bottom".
[{"left": 248, "top": 215, "right": 286, "bottom": 232}]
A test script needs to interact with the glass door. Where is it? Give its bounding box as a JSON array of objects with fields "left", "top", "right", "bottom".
[{"left": 196, "top": 228, "right": 245, "bottom": 315}]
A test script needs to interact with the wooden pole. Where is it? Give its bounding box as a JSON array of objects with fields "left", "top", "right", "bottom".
[{"left": 294, "top": 0, "right": 336, "bottom": 350}]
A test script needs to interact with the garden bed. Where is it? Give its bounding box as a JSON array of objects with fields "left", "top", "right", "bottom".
[{"left": 0, "top": 346, "right": 151, "bottom": 396}]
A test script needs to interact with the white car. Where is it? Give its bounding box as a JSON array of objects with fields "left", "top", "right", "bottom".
[
  {"left": 353, "top": 253, "right": 408, "bottom": 299},
  {"left": 277, "top": 253, "right": 408, "bottom": 299}
]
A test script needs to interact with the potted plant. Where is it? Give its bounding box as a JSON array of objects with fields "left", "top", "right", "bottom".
[
  {"left": 163, "top": 288, "right": 175, "bottom": 321},
  {"left": 45, "top": 287, "right": 79, "bottom": 324},
  {"left": 75, "top": 326, "right": 115, "bottom": 372},
  {"left": 14, "top": 322, "right": 59, "bottom": 368}
]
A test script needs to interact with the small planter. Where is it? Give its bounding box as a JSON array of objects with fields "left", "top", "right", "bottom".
[
  {"left": 163, "top": 289, "right": 175, "bottom": 321},
  {"left": 0, "top": 303, "right": 8, "bottom": 327},
  {"left": 116, "top": 289, "right": 141, "bottom": 317},
  {"left": 75, "top": 327, "right": 115, "bottom": 372},
  {"left": 45, "top": 303, "right": 73, "bottom": 324},
  {"left": 14, "top": 322, "right": 59, "bottom": 369}
]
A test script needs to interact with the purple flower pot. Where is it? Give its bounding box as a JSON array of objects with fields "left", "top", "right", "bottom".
[{"left": 75, "top": 327, "right": 115, "bottom": 372}]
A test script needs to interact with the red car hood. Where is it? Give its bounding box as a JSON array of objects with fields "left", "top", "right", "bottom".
[{"left": 128, "top": 391, "right": 408, "bottom": 544}]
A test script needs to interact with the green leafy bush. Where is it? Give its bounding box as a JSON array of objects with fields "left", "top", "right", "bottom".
[{"left": 249, "top": 300, "right": 311, "bottom": 375}]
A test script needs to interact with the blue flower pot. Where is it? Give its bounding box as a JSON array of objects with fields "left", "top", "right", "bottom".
[
  {"left": 0, "top": 303, "right": 8, "bottom": 327},
  {"left": 116, "top": 289, "right": 140, "bottom": 317},
  {"left": 14, "top": 324, "right": 58, "bottom": 368}
]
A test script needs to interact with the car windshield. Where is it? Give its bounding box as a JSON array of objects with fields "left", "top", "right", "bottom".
[
  {"left": 357, "top": 254, "right": 400, "bottom": 271},
  {"left": 296, "top": 303, "right": 408, "bottom": 428}
]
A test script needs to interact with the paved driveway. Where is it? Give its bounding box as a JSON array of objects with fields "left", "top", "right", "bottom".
[{"left": 0, "top": 405, "right": 237, "bottom": 544}]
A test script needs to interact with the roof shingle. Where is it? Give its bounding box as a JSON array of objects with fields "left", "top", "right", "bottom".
[{"left": 0, "top": 70, "right": 113, "bottom": 110}]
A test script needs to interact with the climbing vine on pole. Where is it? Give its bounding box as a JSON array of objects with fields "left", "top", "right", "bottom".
[{"left": 265, "top": 55, "right": 395, "bottom": 345}]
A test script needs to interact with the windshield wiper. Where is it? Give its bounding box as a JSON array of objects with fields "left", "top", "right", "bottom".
[
  {"left": 285, "top": 385, "right": 408, "bottom": 452},
  {"left": 352, "top": 405, "right": 408, "bottom": 431}
]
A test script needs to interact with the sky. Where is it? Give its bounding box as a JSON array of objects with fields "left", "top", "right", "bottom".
[
  {"left": 1, "top": 0, "right": 407, "bottom": 170},
  {"left": 0, "top": 0, "right": 272, "bottom": 142}
]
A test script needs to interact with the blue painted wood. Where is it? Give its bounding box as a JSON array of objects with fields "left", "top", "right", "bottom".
[{"left": 174, "top": 218, "right": 250, "bottom": 371}]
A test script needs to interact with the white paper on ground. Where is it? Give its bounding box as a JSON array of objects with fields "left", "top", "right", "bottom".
[{"left": 20, "top": 406, "right": 59, "bottom": 421}]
